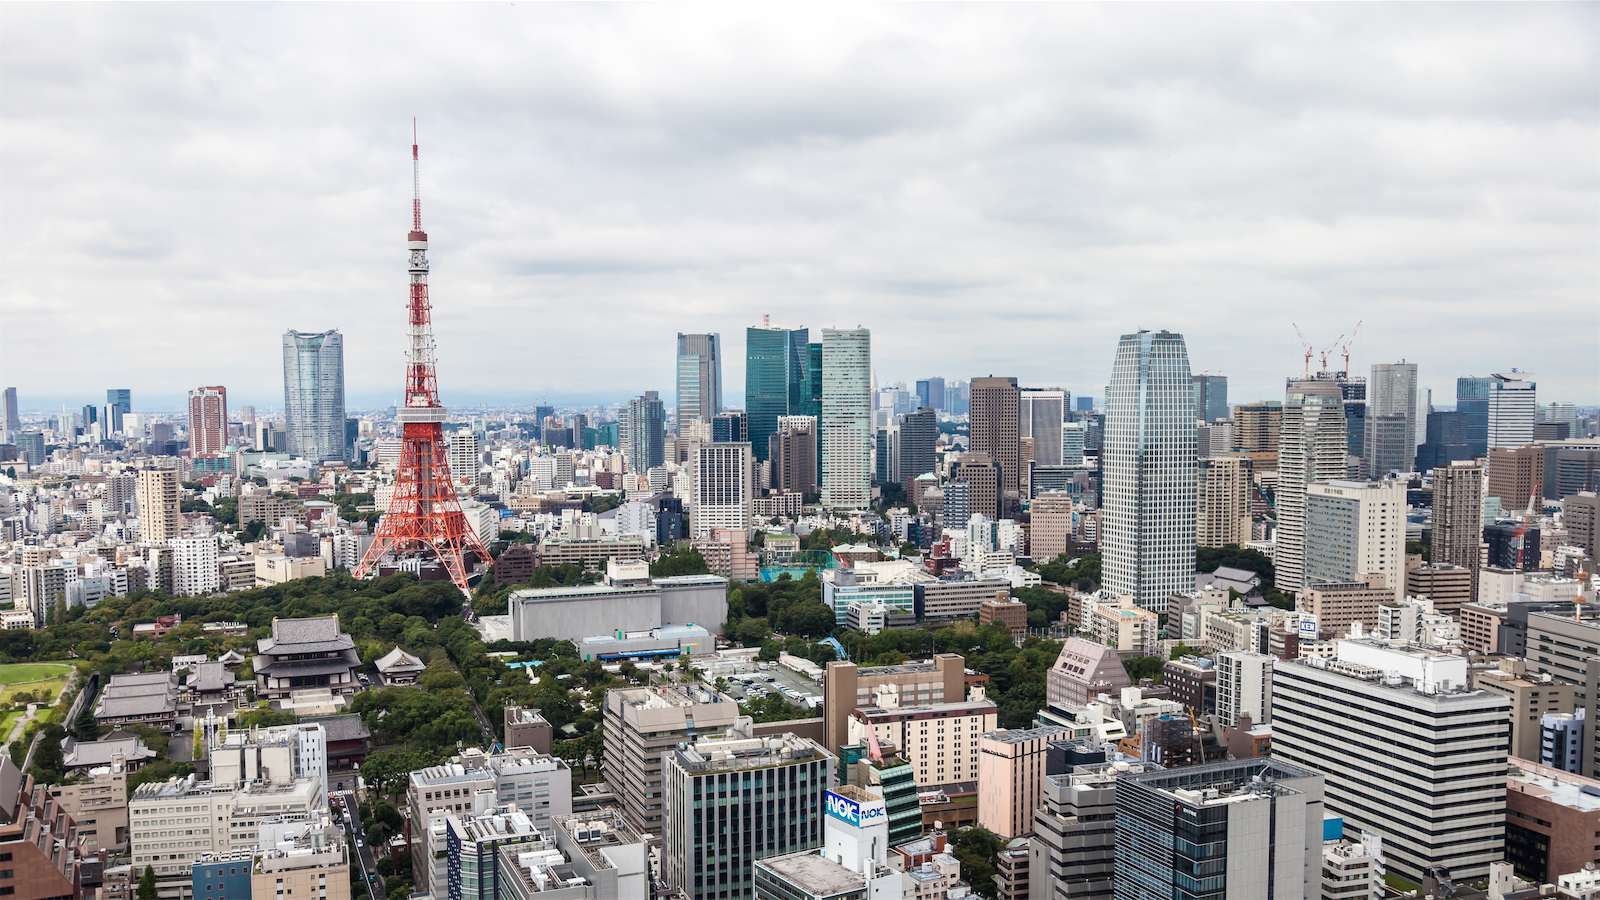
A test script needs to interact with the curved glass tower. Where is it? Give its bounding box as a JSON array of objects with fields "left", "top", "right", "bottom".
[{"left": 282, "top": 329, "right": 347, "bottom": 462}]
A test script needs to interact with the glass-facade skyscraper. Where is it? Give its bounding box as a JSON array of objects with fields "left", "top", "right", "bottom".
[
  {"left": 675, "top": 333, "right": 722, "bottom": 434},
  {"left": 1191, "top": 374, "right": 1228, "bottom": 424},
  {"left": 745, "top": 325, "right": 817, "bottom": 463},
  {"left": 821, "top": 328, "right": 871, "bottom": 509},
  {"left": 106, "top": 389, "right": 132, "bottom": 415},
  {"left": 282, "top": 329, "right": 347, "bottom": 462},
  {"left": 1102, "top": 330, "right": 1196, "bottom": 615}
]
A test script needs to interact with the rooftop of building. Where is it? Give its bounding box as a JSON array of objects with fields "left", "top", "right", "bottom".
[
  {"left": 258, "top": 614, "right": 353, "bottom": 654},
  {"left": 555, "top": 811, "right": 642, "bottom": 871},
  {"left": 981, "top": 725, "right": 1073, "bottom": 744},
  {"left": 451, "top": 805, "right": 542, "bottom": 842},
  {"left": 852, "top": 698, "right": 998, "bottom": 722},
  {"left": 670, "top": 733, "right": 827, "bottom": 774},
  {"left": 1124, "top": 758, "right": 1322, "bottom": 805},
  {"left": 755, "top": 851, "right": 867, "bottom": 897},
  {"left": 615, "top": 683, "right": 733, "bottom": 710},
  {"left": 1507, "top": 758, "right": 1600, "bottom": 813}
]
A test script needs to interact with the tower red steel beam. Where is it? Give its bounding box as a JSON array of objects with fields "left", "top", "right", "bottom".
[{"left": 354, "top": 126, "right": 490, "bottom": 595}]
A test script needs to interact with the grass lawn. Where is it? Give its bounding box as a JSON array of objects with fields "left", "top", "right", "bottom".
[
  {"left": 0, "top": 711, "right": 20, "bottom": 739},
  {"left": 0, "top": 663, "right": 73, "bottom": 685}
]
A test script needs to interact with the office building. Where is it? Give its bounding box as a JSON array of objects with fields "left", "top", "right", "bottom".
[
  {"left": 137, "top": 468, "right": 181, "bottom": 544},
  {"left": 712, "top": 411, "right": 748, "bottom": 444},
  {"left": 1418, "top": 409, "right": 1472, "bottom": 471},
  {"left": 1113, "top": 759, "right": 1324, "bottom": 900},
  {"left": 820, "top": 328, "right": 872, "bottom": 509},
  {"left": 1364, "top": 414, "right": 1413, "bottom": 478},
  {"left": 771, "top": 415, "right": 819, "bottom": 495},
  {"left": 822, "top": 655, "right": 967, "bottom": 755},
  {"left": 949, "top": 453, "right": 998, "bottom": 531},
  {"left": 1045, "top": 638, "right": 1133, "bottom": 708},
  {"left": 603, "top": 685, "right": 743, "bottom": 836},
  {"left": 107, "top": 388, "right": 131, "bottom": 415},
  {"left": 497, "top": 810, "right": 648, "bottom": 900},
  {"left": 1369, "top": 361, "right": 1419, "bottom": 469},
  {"left": 1488, "top": 373, "right": 1537, "bottom": 450},
  {"left": 1504, "top": 760, "right": 1600, "bottom": 884},
  {"left": 3, "top": 386, "right": 19, "bottom": 432},
  {"left": 1031, "top": 762, "right": 1157, "bottom": 900},
  {"left": 1454, "top": 375, "right": 1493, "bottom": 457},
  {"left": 748, "top": 325, "right": 815, "bottom": 464},
  {"left": 1544, "top": 441, "right": 1600, "bottom": 500},
  {"left": 1214, "top": 650, "right": 1273, "bottom": 727},
  {"left": 1488, "top": 445, "right": 1545, "bottom": 511},
  {"left": 187, "top": 386, "right": 228, "bottom": 456},
  {"left": 282, "top": 329, "right": 347, "bottom": 463},
  {"left": 443, "top": 804, "right": 546, "bottom": 900},
  {"left": 917, "top": 377, "right": 946, "bottom": 412},
  {"left": 692, "top": 442, "right": 753, "bottom": 538},
  {"left": 753, "top": 786, "right": 911, "bottom": 900},
  {"left": 251, "top": 818, "right": 351, "bottom": 900},
  {"left": 969, "top": 377, "right": 1022, "bottom": 516},
  {"left": 622, "top": 391, "right": 666, "bottom": 474},
  {"left": 1192, "top": 374, "right": 1228, "bottom": 423},
  {"left": 677, "top": 333, "right": 724, "bottom": 433},
  {"left": 1196, "top": 456, "right": 1251, "bottom": 548},
  {"left": 976, "top": 726, "right": 1073, "bottom": 840},
  {"left": 15, "top": 430, "right": 46, "bottom": 466},
  {"left": 1304, "top": 480, "right": 1405, "bottom": 598},
  {"left": 899, "top": 407, "right": 938, "bottom": 484},
  {"left": 49, "top": 760, "right": 131, "bottom": 854},
  {"left": 1020, "top": 388, "right": 1066, "bottom": 467},
  {"left": 1297, "top": 575, "right": 1392, "bottom": 635},
  {"left": 1276, "top": 380, "right": 1349, "bottom": 594},
  {"left": 1272, "top": 641, "right": 1510, "bottom": 881},
  {"left": 1568, "top": 492, "right": 1599, "bottom": 558},
  {"left": 1102, "top": 330, "right": 1196, "bottom": 614},
  {"left": 1467, "top": 663, "right": 1577, "bottom": 763},
  {"left": 662, "top": 728, "right": 833, "bottom": 900},
  {"left": 1519, "top": 610, "right": 1600, "bottom": 777}
]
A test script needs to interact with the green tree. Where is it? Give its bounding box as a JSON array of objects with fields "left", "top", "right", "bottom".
[
  {"left": 138, "top": 865, "right": 158, "bottom": 900},
  {"left": 650, "top": 548, "right": 712, "bottom": 577},
  {"left": 949, "top": 827, "right": 1005, "bottom": 900}
]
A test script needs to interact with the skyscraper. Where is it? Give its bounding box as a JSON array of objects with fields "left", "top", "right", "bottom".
[
  {"left": 1019, "top": 388, "right": 1066, "bottom": 467},
  {"left": 187, "top": 386, "right": 229, "bottom": 456},
  {"left": 821, "top": 328, "right": 872, "bottom": 509},
  {"left": 691, "top": 442, "right": 752, "bottom": 538},
  {"left": 1488, "top": 372, "right": 1537, "bottom": 449},
  {"left": 1363, "top": 414, "right": 1413, "bottom": 477},
  {"left": 137, "top": 469, "right": 181, "bottom": 544},
  {"left": 1102, "top": 331, "right": 1196, "bottom": 615},
  {"left": 971, "top": 377, "right": 1021, "bottom": 519},
  {"left": 1457, "top": 376, "right": 1492, "bottom": 457},
  {"left": 625, "top": 391, "right": 666, "bottom": 474},
  {"left": 1433, "top": 460, "right": 1485, "bottom": 596},
  {"left": 897, "top": 408, "right": 938, "bottom": 486},
  {"left": 1369, "top": 362, "right": 1419, "bottom": 471},
  {"left": 106, "top": 389, "right": 132, "bottom": 415},
  {"left": 746, "top": 325, "right": 814, "bottom": 463},
  {"left": 1196, "top": 456, "right": 1251, "bottom": 548},
  {"left": 770, "top": 416, "right": 818, "bottom": 495},
  {"left": 2, "top": 387, "right": 18, "bottom": 432},
  {"left": 1191, "top": 374, "right": 1228, "bottom": 424},
  {"left": 282, "top": 329, "right": 347, "bottom": 462},
  {"left": 1305, "top": 480, "right": 1406, "bottom": 599},
  {"left": 916, "top": 377, "right": 945, "bottom": 412},
  {"left": 1276, "top": 380, "right": 1349, "bottom": 595},
  {"left": 675, "top": 333, "right": 723, "bottom": 434}
]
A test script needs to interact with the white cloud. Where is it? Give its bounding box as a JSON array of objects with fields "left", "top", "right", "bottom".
[{"left": 1, "top": 3, "right": 1595, "bottom": 412}]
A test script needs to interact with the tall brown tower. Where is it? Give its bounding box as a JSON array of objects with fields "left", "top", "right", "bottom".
[{"left": 969, "top": 376, "right": 1020, "bottom": 518}]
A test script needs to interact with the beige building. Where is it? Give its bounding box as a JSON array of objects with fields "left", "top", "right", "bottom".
[
  {"left": 1080, "top": 593, "right": 1159, "bottom": 656},
  {"left": 1458, "top": 601, "right": 1507, "bottom": 654},
  {"left": 1297, "top": 574, "right": 1392, "bottom": 635},
  {"left": 1305, "top": 479, "right": 1406, "bottom": 599},
  {"left": 1029, "top": 492, "right": 1076, "bottom": 563},
  {"left": 847, "top": 694, "right": 998, "bottom": 788},
  {"left": 602, "top": 684, "right": 741, "bottom": 837},
  {"left": 1196, "top": 456, "right": 1252, "bottom": 548},
  {"left": 238, "top": 493, "right": 306, "bottom": 526},
  {"left": 537, "top": 535, "right": 646, "bottom": 571},
  {"left": 255, "top": 554, "right": 328, "bottom": 587},
  {"left": 976, "top": 726, "right": 1072, "bottom": 839},
  {"left": 48, "top": 763, "right": 130, "bottom": 853},
  {"left": 1405, "top": 564, "right": 1474, "bottom": 619},
  {"left": 1470, "top": 661, "right": 1576, "bottom": 762},
  {"left": 137, "top": 468, "right": 180, "bottom": 543},
  {"left": 250, "top": 818, "right": 350, "bottom": 900},
  {"left": 969, "top": 377, "right": 1021, "bottom": 518},
  {"left": 1487, "top": 445, "right": 1545, "bottom": 511},
  {"left": 1233, "top": 402, "right": 1282, "bottom": 456},
  {"left": 823, "top": 654, "right": 967, "bottom": 754}
]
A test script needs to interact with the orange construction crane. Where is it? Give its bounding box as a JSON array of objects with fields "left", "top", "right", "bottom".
[{"left": 1292, "top": 324, "right": 1314, "bottom": 378}]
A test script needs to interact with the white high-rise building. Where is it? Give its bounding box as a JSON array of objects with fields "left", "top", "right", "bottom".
[
  {"left": 282, "top": 329, "right": 347, "bottom": 463},
  {"left": 1102, "top": 330, "right": 1195, "bottom": 614},
  {"left": 1272, "top": 640, "right": 1509, "bottom": 882},
  {"left": 170, "top": 536, "right": 219, "bottom": 597},
  {"left": 1276, "top": 380, "right": 1349, "bottom": 595},
  {"left": 447, "top": 431, "right": 480, "bottom": 490},
  {"left": 1305, "top": 479, "right": 1407, "bottom": 601},
  {"left": 691, "top": 442, "right": 753, "bottom": 539},
  {"left": 821, "top": 328, "right": 872, "bottom": 510},
  {"left": 1214, "top": 650, "right": 1274, "bottom": 727},
  {"left": 1487, "top": 372, "right": 1537, "bottom": 450},
  {"left": 1020, "top": 388, "right": 1067, "bottom": 467}
]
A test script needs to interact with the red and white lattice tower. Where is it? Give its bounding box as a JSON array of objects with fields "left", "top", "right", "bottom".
[{"left": 353, "top": 127, "right": 490, "bottom": 594}]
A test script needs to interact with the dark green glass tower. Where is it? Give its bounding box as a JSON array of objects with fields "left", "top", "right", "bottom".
[{"left": 746, "top": 326, "right": 811, "bottom": 463}]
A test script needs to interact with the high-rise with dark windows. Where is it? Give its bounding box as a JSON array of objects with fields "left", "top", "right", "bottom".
[
  {"left": 746, "top": 325, "right": 816, "bottom": 463},
  {"left": 676, "top": 333, "right": 723, "bottom": 434},
  {"left": 1191, "top": 374, "right": 1228, "bottom": 424}
]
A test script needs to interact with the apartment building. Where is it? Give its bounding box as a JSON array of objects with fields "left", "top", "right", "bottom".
[
  {"left": 976, "top": 726, "right": 1072, "bottom": 840},
  {"left": 847, "top": 696, "right": 998, "bottom": 789}
]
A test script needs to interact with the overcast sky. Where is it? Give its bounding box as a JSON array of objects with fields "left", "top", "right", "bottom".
[{"left": 2, "top": 4, "right": 1596, "bottom": 415}]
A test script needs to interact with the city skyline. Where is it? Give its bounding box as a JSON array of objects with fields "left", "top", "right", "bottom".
[{"left": 2, "top": 5, "right": 1595, "bottom": 412}]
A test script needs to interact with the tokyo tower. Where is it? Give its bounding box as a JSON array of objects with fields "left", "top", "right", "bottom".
[{"left": 353, "top": 126, "right": 491, "bottom": 594}]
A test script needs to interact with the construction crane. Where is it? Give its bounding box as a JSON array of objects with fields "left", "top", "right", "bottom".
[
  {"left": 1334, "top": 321, "right": 1362, "bottom": 377},
  {"left": 1514, "top": 493, "right": 1539, "bottom": 570},
  {"left": 1292, "top": 323, "right": 1314, "bottom": 378}
]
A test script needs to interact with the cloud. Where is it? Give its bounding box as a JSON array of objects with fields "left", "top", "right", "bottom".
[{"left": 1, "top": 3, "right": 1595, "bottom": 413}]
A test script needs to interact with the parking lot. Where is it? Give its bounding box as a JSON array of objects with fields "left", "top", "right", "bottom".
[{"left": 714, "top": 661, "right": 824, "bottom": 710}]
